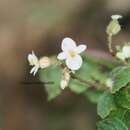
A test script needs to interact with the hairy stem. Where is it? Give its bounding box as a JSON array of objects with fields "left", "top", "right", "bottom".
[
  {"left": 108, "top": 34, "right": 113, "bottom": 54},
  {"left": 71, "top": 73, "right": 105, "bottom": 90}
]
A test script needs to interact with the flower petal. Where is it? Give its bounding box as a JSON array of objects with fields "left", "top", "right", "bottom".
[
  {"left": 76, "top": 44, "right": 87, "bottom": 54},
  {"left": 116, "top": 52, "right": 125, "bottom": 61},
  {"left": 28, "top": 51, "right": 39, "bottom": 66},
  {"left": 57, "top": 52, "right": 67, "bottom": 60},
  {"left": 66, "top": 55, "right": 82, "bottom": 70},
  {"left": 122, "top": 45, "right": 130, "bottom": 58},
  {"left": 30, "top": 66, "right": 36, "bottom": 74},
  {"left": 61, "top": 37, "right": 76, "bottom": 51},
  {"left": 111, "top": 15, "right": 122, "bottom": 20},
  {"left": 30, "top": 66, "right": 39, "bottom": 76},
  {"left": 33, "top": 67, "right": 39, "bottom": 76}
]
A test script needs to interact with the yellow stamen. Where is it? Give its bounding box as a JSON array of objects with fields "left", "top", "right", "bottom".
[{"left": 69, "top": 50, "right": 77, "bottom": 58}]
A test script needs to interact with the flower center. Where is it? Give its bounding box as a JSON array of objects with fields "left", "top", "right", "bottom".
[{"left": 69, "top": 50, "right": 77, "bottom": 58}]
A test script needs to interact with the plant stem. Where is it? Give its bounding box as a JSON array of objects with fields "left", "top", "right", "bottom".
[
  {"left": 70, "top": 73, "right": 105, "bottom": 90},
  {"left": 108, "top": 34, "right": 113, "bottom": 54}
]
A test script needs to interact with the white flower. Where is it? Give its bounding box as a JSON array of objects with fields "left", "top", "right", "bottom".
[
  {"left": 111, "top": 15, "right": 122, "bottom": 20},
  {"left": 28, "top": 51, "right": 51, "bottom": 76},
  {"left": 57, "top": 37, "right": 87, "bottom": 70},
  {"left": 28, "top": 51, "right": 39, "bottom": 76},
  {"left": 122, "top": 45, "right": 130, "bottom": 58},
  {"left": 116, "top": 44, "right": 130, "bottom": 61},
  {"left": 28, "top": 51, "right": 39, "bottom": 66}
]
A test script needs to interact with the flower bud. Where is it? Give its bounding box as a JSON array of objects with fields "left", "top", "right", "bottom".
[
  {"left": 60, "top": 80, "right": 68, "bottom": 90},
  {"left": 60, "top": 68, "right": 70, "bottom": 89},
  {"left": 39, "top": 56, "right": 51, "bottom": 69},
  {"left": 106, "top": 78, "right": 113, "bottom": 91},
  {"left": 106, "top": 20, "right": 121, "bottom": 35},
  {"left": 106, "top": 15, "right": 122, "bottom": 35}
]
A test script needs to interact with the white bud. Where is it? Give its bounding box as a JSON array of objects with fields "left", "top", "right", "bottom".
[
  {"left": 39, "top": 56, "right": 51, "bottom": 69},
  {"left": 60, "top": 80, "right": 68, "bottom": 90},
  {"left": 60, "top": 68, "right": 70, "bottom": 89},
  {"left": 27, "top": 51, "right": 40, "bottom": 76},
  {"left": 106, "top": 78, "right": 113, "bottom": 91}
]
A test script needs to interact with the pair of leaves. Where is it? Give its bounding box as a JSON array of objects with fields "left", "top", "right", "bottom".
[
  {"left": 40, "top": 56, "right": 111, "bottom": 100},
  {"left": 40, "top": 63, "right": 88, "bottom": 100},
  {"left": 40, "top": 63, "right": 89, "bottom": 101}
]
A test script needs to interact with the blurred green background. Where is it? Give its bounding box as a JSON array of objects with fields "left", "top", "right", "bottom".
[{"left": 0, "top": 0, "right": 130, "bottom": 130}]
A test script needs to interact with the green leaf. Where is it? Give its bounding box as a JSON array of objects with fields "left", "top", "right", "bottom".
[
  {"left": 110, "top": 108, "right": 127, "bottom": 120},
  {"left": 97, "top": 117, "right": 128, "bottom": 130},
  {"left": 111, "top": 66, "right": 130, "bottom": 93},
  {"left": 85, "top": 90, "right": 103, "bottom": 104},
  {"left": 115, "top": 88, "right": 130, "bottom": 109},
  {"left": 124, "top": 111, "right": 130, "bottom": 129},
  {"left": 40, "top": 65, "right": 62, "bottom": 101},
  {"left": 69, "top": 79, "right": 88, "bottom": 94},
  {"left": 97, "top": 91, "right": 116, "bottom": 119},
  {"left": 96, "top": 59, "right": 118, "bottom": 70}
]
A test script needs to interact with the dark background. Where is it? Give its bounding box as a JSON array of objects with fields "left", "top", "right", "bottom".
[{"left": 0, "top": 0, "right": 130, "bottom": 130}]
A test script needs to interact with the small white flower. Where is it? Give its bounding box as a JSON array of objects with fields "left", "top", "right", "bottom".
[
  {"left": 116, "top": 44, "right": 130, "bottom": 61},
  {"left": 28, "top": 51, "right": 51, "bottom": 76},
  {"left": 28, "top": 51, "right": 39, "bottom": 66},
  {"left": 28, "top": 51, "right": 40, "bottom": 76},
  {"left": 57, "top": 37, "right": 87, "bottom": 70},
  {"left": 111, "top": 15, "right": 122, "bottom": 20},
  {"left": 122, "top": 45, "right": 130, "bottom": 58}
]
